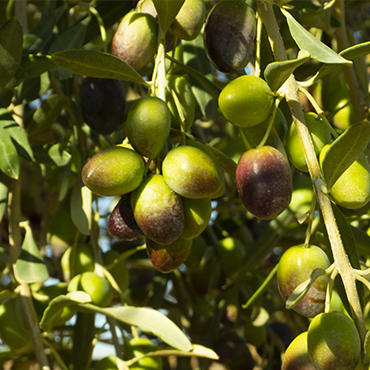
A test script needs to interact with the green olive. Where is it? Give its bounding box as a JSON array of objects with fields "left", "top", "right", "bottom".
[
  {"left": 286, "top": 112, "right": 331, "bottom": 172},
  {"left": 218, "top": 75, "right": 274, "bottom": 128},
  {"left": 282, "top": 332, "right": 315, "bottom": 370},
  {"left": 277, "top": 244, "right": 331, "bottom": 318},
  {"left": 320, "top": 144, "right": 370, "bottom": 209},
  {"left": 307, "top": 311, "right": 361, "bottom": 370}
]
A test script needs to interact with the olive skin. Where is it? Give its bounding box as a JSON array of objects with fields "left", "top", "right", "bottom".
[
  {"left": 124, "top": 337, "right": 163, "bottom": 370},
  {"left": 79, "top": 77, "right": 125, "bottom": 135},
  {"left": 108, "top": 193, "right": 144, "bottom": 241},
  {"left": 170, "top": 0, "right": 206, "bottom": 41},
  {"left": 111, "top": 11, "right": 158, "bottom": 71},
  {"left": 218, "top": 75, "right": 275, "bottom": 128},
  {"left": 286, "top": 112, "right": 331, "bottom": 172},
  {"left": 146, "top": 237, "right": 192, "bottom": 273},
  {"left": 277, "top": 245, "right": 331, "bottom": 318},
  {"left": 82, "top": 146, "right": 145, "bottom": 197},
  {"left": 131, "top": 174, "right": 184, "bottom": 245},
  {"left": 282, "top": 332, "right": 315, "bottom": 370},
  {"left": 204, "top": 0, "right": 256, "bottom": 74},
  {"left": 162, "top": 145, "right": 224, "bottom": 199},
  {"left": 307, "top": 311, "right": 361, "bottom": 370},
  {"left": 236, "top": 146, "right": 292, "bottom": 220},
  {"left": 320, "top": 144, "right": 370, "bottom": 209},
  {"left": 126, "top": 96, "right": 172, "bottom": 160}
]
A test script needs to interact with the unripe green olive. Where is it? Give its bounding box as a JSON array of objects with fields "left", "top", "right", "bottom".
[
  {"left": 126, "top": 96, "right": 171, "bottom": 160},
  {"left": 181, "top": 196, "right": 212, "bottom": 240},
  {"left": 165, "top": 74, "right": 196, "bottom": 132},
  {"left": 95, "top": 355, "right": 119, "bottom": 370},
  {"left": 219, "top": 75, "right": 275, "bottom": 128},
  {"left": 289, "top": 172, "right": 313, "bottom": 216},
  {"left": 282, "top": 332, "right": 315, "bottom": 370},
  {"left": 277, "top": 244, "right": 331, "bottom": 318},
  {"left": 123, "top": 337, "right": 162, "bottom": 370},
  {"left": 170, "top": 0, "right": 206, "bottom": 41},
  {"left": 307, "top": 311, "right": 361, "bottom": 370},
  {"left": 320, "top": 144, "right": 370, "bottom": 209},
  {"left": 236, "top": 146, "right": 292, "bottom": 220},
  {"left": 82, "top": 146, "right": 145, "bottom": 197},
  {"left": 111, "top": 11, "right": 158, "bottom": 71},
  {"left": 204, "top": 0, "right": 256, "bottom": 74},
  {"left": 286, "top": 112, "right": 331, "bottom": 172},
  {"left": 131, "top": 174, "right": 184, "bottom": 245},
  {"left": 61, "top": 243, "right": 95, "bottom": 282},
  {"left": 68, "top": 272, "right": 113, "bottom": 307},
  {"left": 162, "top": 145, "right": 224, "bottom": 199}
]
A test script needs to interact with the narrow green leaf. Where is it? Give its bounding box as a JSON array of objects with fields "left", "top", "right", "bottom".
[
  {"left": 364, "top": 329, "right": 370, "bottom": 364},
  {"left": 243, "top": 263, "right": 278, "bottom": 309},
  {"left": 15, "top": 55, "right": 55, "bottom": 81},
  {"left": 40, "top": 292, "right": 91, "bottom": 332},
  {"left": 48, "top": 143, "right": 72, "bottom": 167},
  {"left": 78, "top": 304, "right": 193, "bottom": 352},
  {"left": 0, "top": 173, "right": 8, "bottom": 221},
  {"left": 14, "top": 223, "right": 49, "bottom": 284},
  {"left": 281, "top": 8, "right": 351, "bottom": 65},
  {"left": 71, "top": 177, "right": 92, "bottom": 236},
  {"left": 322, "top": 120, "right": 370, "bottom": 190},
  {"left": 23, "top": 5, "right": 65, "bottom": 54},
  {"left": 0, "top": 109, "right": 35, "bottom": 162},
  {"left": 52, "top": 49, "right": 149, "bottom": 85},
  {"left": 264, "top": 51, "right": 310, "bottom": 92},
  {"left": 0, "top": 18, "right": 23, "bottom": 91},
  {"left": 285, "top": 268, "right": 327, "bottom": 310},
  {"left": 152, "top": 0, "right": 184, "bottom": 34},
  {"left": 307, "top": 41, "right": 370, "bottom": 85},
  {"left": 27, "top": 94, "right": 64, "bottom": 136},
  {"left": 0, "top": 126, "right": 19, "bottom": 179}
]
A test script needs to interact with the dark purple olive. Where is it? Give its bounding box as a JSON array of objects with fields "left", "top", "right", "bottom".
[
  {"left": 236, "top": 146, "right": 292, "bottom": 220},
  {"left": 108, "top": 193, "right": 144, "bottom": 241}
]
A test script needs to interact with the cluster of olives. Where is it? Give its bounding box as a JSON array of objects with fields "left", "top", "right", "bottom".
[{"left": 82, "top": 93, "right": 225, "bottom": 273}]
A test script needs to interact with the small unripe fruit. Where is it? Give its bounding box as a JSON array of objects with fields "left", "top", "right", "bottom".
[
  {"left": 308, "top": 311, "right": 361, "bottom": 370},
  {"left": 282, "top": 332, "right": 315, "bottom": 370},
  {"left": 82, "top": 146, "right": 145, "bottom": 197},
  {"left": 219, "top": 75, "right": 274, "bottom": 128}
]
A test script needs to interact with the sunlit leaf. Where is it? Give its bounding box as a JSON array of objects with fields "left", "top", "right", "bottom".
[
  {"left": 71, "top": 178, "right": 92, "bottom": 236},
  {"left": 322, "top": 120, "right": 370, "bottom": 190},
  {"left": 285, "top": 267, "right": 327, "bottom": 310},
  {"left": 264, "top": 50, "right": 310, "bottom": 92},
  {"left": 52, "top": 49, "right": 149, "bottom": 85},
  {"left": 48, "top": 143, "right": 72, "bottom": 167},
  {"left": 14, "top": 223, "right": 49, "bottom": 284},
  {"left": 0, "top": 125, "right": 19, "bottom": 179},
  {"left": 281, "top": 8, "right": 351, "bottom": 65}
]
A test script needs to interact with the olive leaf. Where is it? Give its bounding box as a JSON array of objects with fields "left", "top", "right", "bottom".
[
  {"left": 321, "top": 120, "right": 370, "bottom": 191},
  {"left": 14, "top": 55, "right": 55, "bottom": 82},
  {"left": 281, "top": 8, "right": 351, "bottom": 66},
  {"left": 14, "top": 223, "right": 49, "bottom": 284},
  {"left": 0, "top": 18, "right": 23, "bottom": 91},
  {"left": 243, "top": 263, "right": 278, "bottom": 309},
  {"left": 71, "top": 177, "right": 92, "bottom": 236},
  {"left": 285, "top": 267, "right": 327, "bottom": 310},
  {"left": 152, "top": 0, "right": 185, "bottom": 34},
  {"left": 0, "top": 123, "right": 19, "bottom": 179},
  {"left": 304, "top": 41, "right": 370, "bottom": 85},
  {"left": 264, "top": 50, "right": 310, "bottom": 92},
  {"left": 51, "top": 50, "right": 150, "bottom": 85},
  {"left": 41, "top": 295, "right": 193, "bottom": 352},
  {"left": 364, "top": 329, "right": 370, "bottom": 365}
]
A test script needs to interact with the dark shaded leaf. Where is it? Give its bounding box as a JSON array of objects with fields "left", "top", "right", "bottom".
[
  {"left": 0, "top": 18, "right": 23, "bottom": 91},
  {"left": 152, "top": 0, "right": 185, "bottom": 34},
  {"left": 52, "top": 49, "right": 149, "bottom": 85}
]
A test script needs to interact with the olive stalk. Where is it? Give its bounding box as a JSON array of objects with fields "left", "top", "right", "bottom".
[{"left": 257, "top": 1, "right": 366, "bottom": 342}]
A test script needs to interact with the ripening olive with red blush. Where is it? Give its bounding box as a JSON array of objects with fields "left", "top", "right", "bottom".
[{"left": 236, "top": 146, "right": 292, "bottom": 220}]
